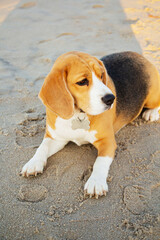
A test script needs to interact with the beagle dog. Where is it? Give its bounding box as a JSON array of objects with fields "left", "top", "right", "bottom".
[{"left": 21, "top": 51, "right": 160, "bottom": 198}]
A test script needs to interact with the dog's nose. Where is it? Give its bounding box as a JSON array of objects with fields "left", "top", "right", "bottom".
[{"left": 101, "top": 94, "right": 115, "bottom": 106}]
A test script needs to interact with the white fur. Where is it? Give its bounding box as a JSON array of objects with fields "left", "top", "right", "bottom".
[
  {"left": 21, "top": 111, "right": 97, "bottom": 176},
  {"left": 87, "top": 72, "right": 113, "bottom": 115},
  {"left": 21, "top": 138, "right": 67, "bottom": 176},
  {"left": 142, "top": 107, "right": 160, "bottom": 122},
  {"left": 21, "top": 73, "right": 114, "bottom": 196},
  {"left": 84, "top": 156, "right": 113, "bottom": 197},
  {"left": 47, "top": 110, "right": 97, "bottom": 146}
]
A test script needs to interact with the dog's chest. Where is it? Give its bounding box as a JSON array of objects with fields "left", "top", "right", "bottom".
[{"left": 47, "top": 112, "right": 97, "bottom": 146}]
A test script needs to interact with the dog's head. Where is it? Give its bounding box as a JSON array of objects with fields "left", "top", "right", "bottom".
[{"left": 39, "top": 51, "right": 115, "bottom": 119}]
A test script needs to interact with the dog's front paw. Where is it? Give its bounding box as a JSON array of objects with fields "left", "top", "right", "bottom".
[
  {"left": 20, "top": 157, "right": 46, "bottom": 177},
  {"left": 84, "top": 175, "right": 108, "bottom": 199}
]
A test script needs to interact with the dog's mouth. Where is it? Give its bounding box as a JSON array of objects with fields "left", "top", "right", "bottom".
[
  {"left": 75, "top": 94, "right": 115, "bottom": 116},
  {"left": 74, "top": 103, "right": 87, "bottom": 115},
  {"left": 79, "top": 103, "right": 113, "bottom": 116},
  {"left": 80, "top": 108, "right": 85, "bottom": 113},
  {"left": 104, "top": 103, "right": 114, "bottom": 111}
]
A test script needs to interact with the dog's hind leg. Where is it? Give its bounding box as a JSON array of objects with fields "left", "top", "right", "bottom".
[
  {"left": 142, "top": 68, "right": 160, "bottom": 122},
  {"left": 142, "top": 107, "right": 160, "bottom": 122}
]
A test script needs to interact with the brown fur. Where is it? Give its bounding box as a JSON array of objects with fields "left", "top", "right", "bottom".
[{"left": 39, "top": 51, "right": 160, "bottom": 160}]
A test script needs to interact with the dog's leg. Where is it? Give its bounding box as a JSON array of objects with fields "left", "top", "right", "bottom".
[
  {"left": 142, "top": 107, "right": 160, "bottom": 122},
  {"left": 84, "top": 134, "right": 117, "bottom": 198},
  {"left": 84, "top": 156, "right": 113, "bottom": 198},
  {"left": 21, "top": 137, "right": 67, "bottom": 177},
  {"left": 142, "top": 69, "right": 160, "bottom": 122}
]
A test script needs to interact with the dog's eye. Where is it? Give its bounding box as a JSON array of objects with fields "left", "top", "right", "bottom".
[{"left": 76, "top": 78, "right": 89, "bottom": 86}]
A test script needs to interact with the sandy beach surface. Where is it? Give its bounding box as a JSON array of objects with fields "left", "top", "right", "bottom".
[{"left": 0, "top": 0, "right": 160, "bottom": 239}]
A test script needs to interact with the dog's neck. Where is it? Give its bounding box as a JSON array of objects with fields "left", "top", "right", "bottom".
[{"left": 71, "top": 108, "right": 90, "bottom": 130}]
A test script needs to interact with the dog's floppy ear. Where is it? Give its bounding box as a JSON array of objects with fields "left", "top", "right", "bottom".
[{"left": 39, "top": 68, "right": 74, "bottom": 119}]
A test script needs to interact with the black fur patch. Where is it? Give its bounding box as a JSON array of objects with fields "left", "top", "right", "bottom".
[{"left": 101, "top": 52, "right": 149, "bottom": 120}]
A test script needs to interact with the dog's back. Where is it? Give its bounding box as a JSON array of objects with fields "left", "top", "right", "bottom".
[{"left": 101, "top": 51, "right": 160, "bottom": 123}]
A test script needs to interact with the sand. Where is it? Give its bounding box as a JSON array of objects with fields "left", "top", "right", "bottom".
[{"left": 0, "top": 0, "right": 160, "bottom": 239}]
